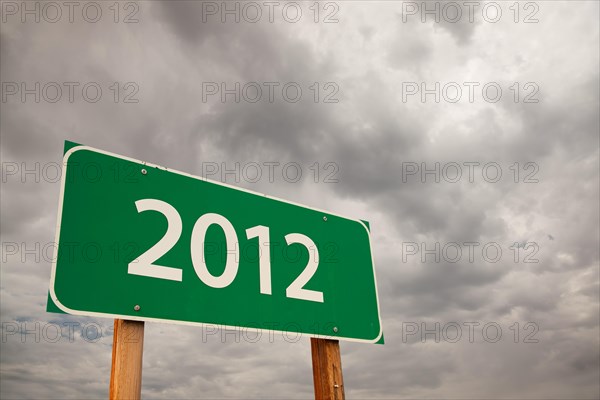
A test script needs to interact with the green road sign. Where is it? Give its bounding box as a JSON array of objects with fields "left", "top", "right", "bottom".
[{"left": 48, "top": 142, "right": 383, "bottom": 343}]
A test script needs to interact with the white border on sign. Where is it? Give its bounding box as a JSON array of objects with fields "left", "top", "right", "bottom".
[{"left": 49, "top": 144, "right": 383, "bottom": 344}]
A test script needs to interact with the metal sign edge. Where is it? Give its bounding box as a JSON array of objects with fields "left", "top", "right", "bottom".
[{"left": 48, "top": 143, "right": 384, "bottom": 344}]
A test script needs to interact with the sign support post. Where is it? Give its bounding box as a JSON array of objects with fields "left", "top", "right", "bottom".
[
  {"left": 109, "top": 319, "right": 145, "bottom": 400},
  {"left": 311, "top": 338, "right": 345, "bottom": 400}
]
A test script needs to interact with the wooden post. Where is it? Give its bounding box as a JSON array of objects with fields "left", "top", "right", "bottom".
[
  {"left": 110, "top": 319, "right": 145, "bottom": 400},
  {"left": 311, "top": 338, "right": 345, "bottom": 400}
]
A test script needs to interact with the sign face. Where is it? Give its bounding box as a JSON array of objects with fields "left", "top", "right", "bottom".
[{"left": 49, "top": 142, "right": 383, "bottom": 343}]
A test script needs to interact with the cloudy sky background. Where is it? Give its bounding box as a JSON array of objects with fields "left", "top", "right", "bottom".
[{"left": 1, "top": 0, "right": 599, "bottom": 398}]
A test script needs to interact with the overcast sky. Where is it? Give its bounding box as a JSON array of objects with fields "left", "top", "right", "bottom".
[{"left": 1, "top": 1, "right": 599, "bottom": 399}]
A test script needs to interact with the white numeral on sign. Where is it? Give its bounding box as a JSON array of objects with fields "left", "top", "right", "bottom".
[
  {"left": 129, "top": 199, "right": 323, "bottom": 302},
  {"left": 128, "top": 199, "right": 183, "bottom": 281},
  {"left": 285, "top": 233, "right": 324, "bottom": 303},
  {"left": 191, "top": 213, "right": 239, "bottom": 288},
  {"left": 246, "top": 225, "right": 272, "bottom": 295}
]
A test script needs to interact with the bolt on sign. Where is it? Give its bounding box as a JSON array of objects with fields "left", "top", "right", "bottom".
[{"left": 48, "top": 141, "right": 383, "bottom": 343}]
